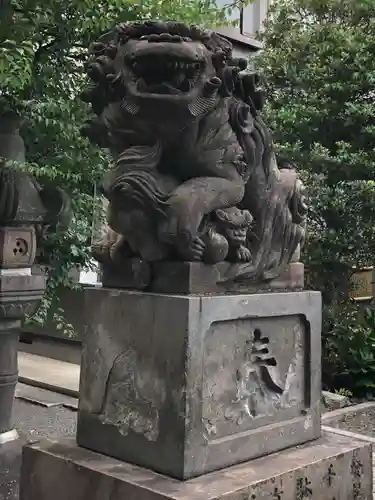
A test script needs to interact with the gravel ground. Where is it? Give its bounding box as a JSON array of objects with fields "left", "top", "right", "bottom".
[
  {"left": 1, "top": 393, "right": 77, "bottom": 500},
  {"left": 13, "top": 399, "right": 77, "bottom": 442},
  {"left": 323, "top": 403, "right": 375, "bottom": 438},
  {"left": 337, "top": 412, "right": 375, "bottom": 437}
]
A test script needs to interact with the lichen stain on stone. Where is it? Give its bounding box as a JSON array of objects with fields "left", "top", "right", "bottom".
[
  {"left": 203, "top": 418, "right": 217, "bottom": 438},
  {"left": 303, "top": 415, "right": 312, "bottom": 430},
  {"left": 172, "top": 386, "right": 188, "bottom": 422},
  {"left": 99, "top": 348, "right": 166, "bottom": 441}
]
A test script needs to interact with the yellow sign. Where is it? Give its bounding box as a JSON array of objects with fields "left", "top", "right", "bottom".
[{"left": 350, "top": 267, "right": 374, "bottom": 301}]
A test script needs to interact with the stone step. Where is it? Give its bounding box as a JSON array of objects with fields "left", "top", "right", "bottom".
[{"left": 20, "top": 432, "right": 373, "bottom": 500}]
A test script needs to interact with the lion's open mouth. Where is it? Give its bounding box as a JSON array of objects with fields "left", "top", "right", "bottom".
[{"left": 128, "top": 55, "right": 203, "bottom": 95}]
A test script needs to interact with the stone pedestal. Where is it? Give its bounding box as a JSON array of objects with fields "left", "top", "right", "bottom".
[
  {"left": 20, "top": 432, "right": 373, "bottom": 500},
  {"left": 76, "top": 288, "right": 321, "bottom": 479}
]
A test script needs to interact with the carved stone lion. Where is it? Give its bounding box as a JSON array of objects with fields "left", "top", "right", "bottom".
[{"left": 82, "top": 20, "right": 307, "bottom": 283}]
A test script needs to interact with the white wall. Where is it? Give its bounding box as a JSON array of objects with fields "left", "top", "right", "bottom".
[
  {"left": 242, "top": 0, "right": 270, "bottom": 37},
  {"left": 216, "top": 0, "right": 271, "bottom": 38}
]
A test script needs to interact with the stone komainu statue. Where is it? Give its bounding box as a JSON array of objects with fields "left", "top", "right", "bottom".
[{"left": 81, "top": 20, "right": 307, "bottom": 283}]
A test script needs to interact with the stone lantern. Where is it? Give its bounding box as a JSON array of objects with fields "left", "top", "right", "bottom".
[{"left": 0, "top": 112, "right": 70, "bottom": 499}]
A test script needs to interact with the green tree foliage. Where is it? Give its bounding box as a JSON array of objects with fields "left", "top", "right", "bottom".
[
  {"left": 256, "top": 0, "right": 375, "bottom": 394},
  {"left": 0, "top": 0, "right": 235, "bottom": 331}
]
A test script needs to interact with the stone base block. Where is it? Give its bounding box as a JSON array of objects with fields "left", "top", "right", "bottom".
[
  {"left": 20, "top": 433, "right": 373, "bottom": 500},
  {"left": 77, "top": 288, "right": 321, "bottom": 479},
  {"left": 101, "top": 258, "right": 151, "bottom": 290},
  {"left": 102, "top": 260, "right": 304, "bottom": 294}
]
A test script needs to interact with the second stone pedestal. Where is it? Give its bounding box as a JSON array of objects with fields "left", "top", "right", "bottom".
[
  {"left": 77, "top": 288, "right": 321, "bottom": 480},
  {"left": 20, "top": 432, "right": 373, "bottom": 500}
]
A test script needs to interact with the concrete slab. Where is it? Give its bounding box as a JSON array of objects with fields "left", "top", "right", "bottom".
[
  {"left": 18, "top": 352, "right": 79, "bottom": 398},
  {"left": 15, "top": 384, "right": 78, "bottom": 410},
  {"left": 19, "top": 335, "right": 81, "bottom": 365}
]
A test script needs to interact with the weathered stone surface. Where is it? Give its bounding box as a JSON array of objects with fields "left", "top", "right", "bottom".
[
  {"left": 101, "top": 258, "right": 151, "bottom": 290},
  {"left": 77, "top": 288, "right": 321, "bottom": 479},
  {"left": 20, "top": 432, "right": 373, "bottom": 500},
  {"left": 150, "top": 261, "right": 304, "bottom": 294},
  {"left": 101, "top": 260, "right": 304, "bottom": 294}
]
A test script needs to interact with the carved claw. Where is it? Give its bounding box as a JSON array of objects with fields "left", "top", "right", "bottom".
[
  {"left": 236, "top": 245, "right": 252, "bottom": 262},
  {"left": 191, "top": 236, "right": 205, "bottom": 253},
  {"left": 178, "top": 236, "right": 206, "bottom": 261}
]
